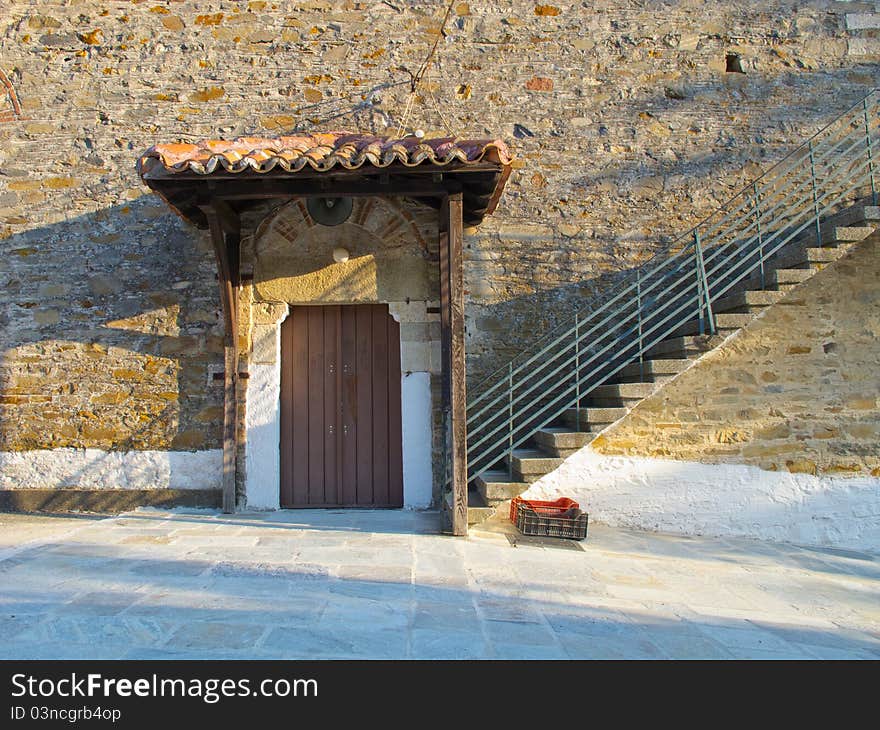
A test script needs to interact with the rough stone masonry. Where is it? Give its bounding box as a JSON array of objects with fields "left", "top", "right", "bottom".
[{"left": 0, "top": 2, "right": 878, "bottom": 511}]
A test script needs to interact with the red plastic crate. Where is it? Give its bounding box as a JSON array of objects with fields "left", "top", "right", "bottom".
[
  {"left": 509, "top": 496, "right": 579, "bottom": 523},
  {"left": 515, "top": 503, "right": 589, "bottom": 540}
]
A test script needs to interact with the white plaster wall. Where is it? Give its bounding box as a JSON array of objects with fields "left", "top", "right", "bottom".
[
  {"left": 401, "top": 372, "right": 433, "bottom": 509},
  {"left": 244, "top": 362, "right": 282, "bottom": 510},
  {"left": 0, "top": 449, "right": 222, "bottom": 490},
  {"left": 521, "top": 448, "right": 880, "bottom": 552}
]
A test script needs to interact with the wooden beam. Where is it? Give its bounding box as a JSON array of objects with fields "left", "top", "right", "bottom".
[
  {"left": 202, "top": 204, "right": 240, "bottom": 515},
  {"left": 440, "top": 193, "right": 468, "bottom": 536},
  {"left": 209, "top": 198, "right": 241, "bottom": 234},
  {"left": 157, "top": 177, "right": 464, "bottom": 202},
  {"left": 439, "top": 213, "right": 451, "bottom": 532}
]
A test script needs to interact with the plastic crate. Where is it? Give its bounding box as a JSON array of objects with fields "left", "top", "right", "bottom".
[
  {"left": 513, "top": 500, "right": 589, "bottom": 541},
  {"left": 508, "top": 496, "right": 579, "bottom": 523}
]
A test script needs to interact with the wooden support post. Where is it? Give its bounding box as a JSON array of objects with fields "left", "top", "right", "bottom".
[
  {"left": 203, "top": 204, "right": 240, "bottom": 514},
  {"left": 440, "top": 193, "right": 468, "bottom": 536}
]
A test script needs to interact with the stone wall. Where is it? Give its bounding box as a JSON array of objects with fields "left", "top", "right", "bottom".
[
  {"left": 0, "top": 200, "right": 225, "bottom": 454},
  {"left": 1, "top": 1, "right": 879, "bottom": 500},
  {"left": 592, "top": 234, "right": 880, "bottom": 478}
]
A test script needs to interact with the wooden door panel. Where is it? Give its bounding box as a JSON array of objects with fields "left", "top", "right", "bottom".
[
  {"left": 340, "top": 309, "right": 358, "bottom": 505},
  {"left": 322, "top": 305, "right": 340, "bottom": 506},
  {"left": 280, "top": 304, "right": 403, "bottom": 508},
  {"left": 371, "top": 305, "right": 390, "bottom": 507},
  {"left": 354, "top": 305, "right": 374, "bottom": 505},
  {"left": 306, "top": 307, "right": 325, "bottom": 504},
  {"left": 290, "top": 308, "right": 311, "bottom": 506}
]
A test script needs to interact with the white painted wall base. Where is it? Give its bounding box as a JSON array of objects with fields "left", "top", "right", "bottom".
[
  {"left": 244, "top": 361, "right": 282, "bottom": 510},
  {"left": 0, "top": 449, "right": 222, "bottom": 490},
  {"left": 521, "top": 449, "right": 880, "bottom": 553},
  {"left": 401, "top": 372, "right": 433, "bottom": 508}
]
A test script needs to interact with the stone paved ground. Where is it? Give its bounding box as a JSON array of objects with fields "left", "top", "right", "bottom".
[{"left": 0, "top": 509, "right": 878, "bottom": 660}]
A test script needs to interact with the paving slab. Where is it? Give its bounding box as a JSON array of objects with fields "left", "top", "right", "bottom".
[{"left": 0, "top": 508, "right": 877, "bottom": 659}]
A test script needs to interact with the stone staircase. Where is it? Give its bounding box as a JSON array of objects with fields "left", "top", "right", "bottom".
[{"left": 466, "top": 202, "right": 880, "bottom": 526}]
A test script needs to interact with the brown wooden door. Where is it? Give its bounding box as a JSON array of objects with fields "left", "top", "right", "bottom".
[{"left": 280, "top": 304, "right": 403, "bottom": 508}]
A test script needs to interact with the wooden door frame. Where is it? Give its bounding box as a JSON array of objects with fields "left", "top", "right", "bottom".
[{"left": 201, "top": 189, "right": 468, "bottom": 535}]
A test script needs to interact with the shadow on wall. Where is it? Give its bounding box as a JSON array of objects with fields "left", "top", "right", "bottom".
[{"left": 0, "top": 197, "right": 226, "bottom": 461}]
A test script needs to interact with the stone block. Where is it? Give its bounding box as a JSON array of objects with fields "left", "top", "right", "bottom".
[
  {"left": 388, "top": 300, "right": 427, "bottom": 323},
  {"left": 401, "top": 341, "right": 429, "bottom": 373},
  {"left": 845, "top": 13, "right": 880, "bottom": 30},
  {"left": 847, "top": 38, "right": 880, "bottom": 56},
  {"left": 785, "top": 459, "right": 817, "bottom": 476},
  {"left": 400, "top": 322, "right": 431, "bottom": 343},
  {"left": 251, "top": 324, "right": 277, "bottom": 365},
  {"left": 33, "top": 309, "right": 60, "bottom": 326},
  {"left": 171, "top": 430, "right": 207, "bottom": 450}
]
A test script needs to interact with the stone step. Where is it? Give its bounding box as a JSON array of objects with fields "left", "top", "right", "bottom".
[
  {"left": 618, "top": 358, "right": 691, "bottom": 381},
  {"left": 475, "top": 471, "right": 528, "bottom": 503},
  {"left": 644, "top": 334, "right": 723, "bottom": 359},
  {"left": 711, "top": 289, "right": 787, "bottom": 313},
  {"left": 769, "top": 267, "right": 813, "bottom": 290},
  {"left": 671, "top": 313, "right": 753, "bottom": 338},
  {"left": 562, "top": 407, "right": 628, "bottom": 430},
  {"left": 585, "top": 381, "right": 656, "bottom": 408},
  {"left": 805, "top": 245, "right": 853, "bottom": 264},
  {"left": 795, "top": 224, "right": 876, "bottom": 247},
  {"left": 771, "top": 243, "right": 853, "bottom": 271},
  {"left": 590, "top": 381, "right": 656, "bottom": 400},
  {"left": 445, "top": 490, "right": 497, "bottom": 528},
  {"left": 466, "top": 490, "right": 497, "bottom": 526},
  {"left": 827, "top": 225, "right": 875, "bottom": 243},
  {"left": 821, "top": 199, "right": 880, "bottom": 228},
  {"left": 534, "top": 428, "right": 596, "bottom": 457},
  {"left": 507, "top": 449, "right": 564, "bottom": 483},
  {"left": 615, "top": 372, "right": 676, "bottom": 385},
  {"left": 821, "top": 204, "right": 880, "bottom": 228},
  {"left": 756, "top": 239, "right": 850, "bottom": 273}
]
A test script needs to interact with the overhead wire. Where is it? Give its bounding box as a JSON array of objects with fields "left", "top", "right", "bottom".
[{"left": 395, "top": 0, "right": 457, "bottom": 138}]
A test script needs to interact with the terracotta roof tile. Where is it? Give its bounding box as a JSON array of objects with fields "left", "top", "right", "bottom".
[
  {"left": 137, "top": 131, "right": 513, "bottom": 228},
  {"left": 138, "top": 132, "right": 513, "bottom": 176}
]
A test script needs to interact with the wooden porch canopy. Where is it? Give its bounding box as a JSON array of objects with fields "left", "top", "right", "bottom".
[{"left": 137, "top": 132, "right": 513, "bottom": 536}]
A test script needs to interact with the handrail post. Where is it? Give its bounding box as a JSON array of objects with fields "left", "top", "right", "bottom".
[
  {"left": 574, "top": 312, "right": 581, "bottom": 432},
  {"left": 507, "top": 361, "right": 513, "bottom": 480},
  {"left": 694, "top": 231, "right": 704, "bottom": 335},
  {"left": 808, "top": 140, "right": 822, "bottom": 245},
  {"left": 753, "top": 182, "right": 765, "bottom": 289},
  {"left": 864, "top": 97, "right": 877, "bottom": 206},
  {"left": 636, "top": 269, "right": 644, "bottom": 379},
  {"left": 694, "top": 229, "right": 715, "bottom": 335}
]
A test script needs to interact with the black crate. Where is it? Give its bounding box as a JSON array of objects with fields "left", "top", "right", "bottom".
[{"left": 515, "top": 504, "right": 588, "bottom": 541}]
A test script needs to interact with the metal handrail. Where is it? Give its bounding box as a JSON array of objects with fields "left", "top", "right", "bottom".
[{"left": 464, "top": 89, "right": 879, "bottom": 483}]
